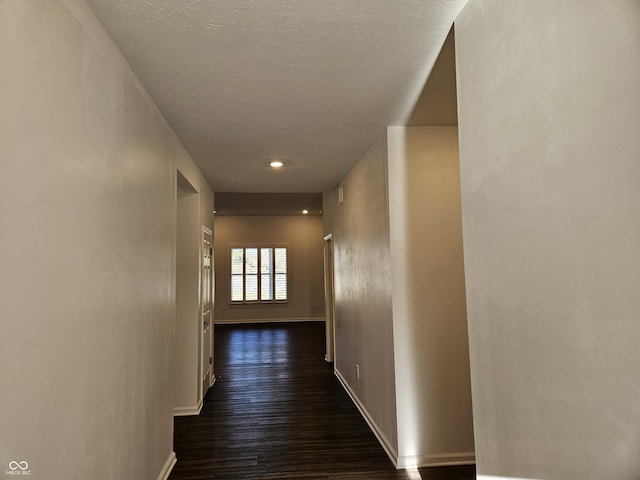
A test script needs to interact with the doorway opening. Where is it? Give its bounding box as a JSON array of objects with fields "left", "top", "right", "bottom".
[
  {"left": 323, "top": 233, "right": 335, "bottom": 363},
  {"left": 174, "top": 170, "right": 204, "bottom": 415},
  {"left": 202, "top": 226, "right": 214, "bottom": 394}
]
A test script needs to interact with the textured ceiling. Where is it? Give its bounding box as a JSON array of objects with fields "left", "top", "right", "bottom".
[{"left": 86, "top": 0, "right": 468, "bottom": 193}]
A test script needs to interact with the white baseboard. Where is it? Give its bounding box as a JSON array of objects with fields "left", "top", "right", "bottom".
[
  {"left": 334, "top": 368, "right": 474, "bottom": 470},
  {"left": 156, "top": 451, "right": 176, "bottom": 480},
  {"left": 477, "top": 477, "right": 540, "bottom": 480},
  {"left": 214, "top": 317, "right": 325, "bottom": 325},
  {"left": 173, "top": 400, "right": 203, "bottom": 416},
  {"left": 396, "top": 451, "right": 475, "bottom": 469},
  {"left": 334, "top": 368, "right": 399, "bottom": 468}
]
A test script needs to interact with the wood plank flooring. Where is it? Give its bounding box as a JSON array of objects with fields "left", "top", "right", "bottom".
[{"left": 169, "top": 322, "right": 475, "bottom": 480}]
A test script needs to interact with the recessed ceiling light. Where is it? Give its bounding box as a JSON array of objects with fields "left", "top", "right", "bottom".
[
  {"left": 270, "top": 160, "right": 284, "bottom": 168},
  {"left": 302, "top": 209, "right": 309, "bottom": 215}
]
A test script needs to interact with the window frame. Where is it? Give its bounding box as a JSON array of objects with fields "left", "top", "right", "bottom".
[{"left": 230, "top": 244, "right": 288, "bottom": 304}]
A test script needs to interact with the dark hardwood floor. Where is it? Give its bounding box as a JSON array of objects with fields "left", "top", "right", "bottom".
[{"left": 170, "top": 322, "right": 475, "bottom": 480}]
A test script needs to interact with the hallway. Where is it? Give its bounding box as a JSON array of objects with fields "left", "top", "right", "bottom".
[{"left": 169, "top": 322, "right": 476, "bottom": 480}]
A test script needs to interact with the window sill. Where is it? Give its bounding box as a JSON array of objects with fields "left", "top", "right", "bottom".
[{"left": 230, "top": 300, "right": 289, "bottom": 305}]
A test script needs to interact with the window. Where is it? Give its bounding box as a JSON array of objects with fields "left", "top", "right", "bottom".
[{"left": 231, "top": 246, "right": 287, "bottom": 303}]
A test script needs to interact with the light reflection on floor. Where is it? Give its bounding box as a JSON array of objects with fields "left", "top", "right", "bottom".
[
  {"left": 406, "top": 467, "right": 423, "bottom": 479},
  {"left": 227, "top": 327, "right": 292, "bottom": 365},
  {"left": 221, "top": 326, "right": 298, "bottom": 445}
]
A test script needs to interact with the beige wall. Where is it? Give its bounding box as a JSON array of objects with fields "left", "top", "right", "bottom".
[
  {"left": 173, "top": 168, "right": 215, "bottom": 416},
  {"left": 456, "top": 1, "right": 640, "bottom": 479},
  {"left": 174, "top": 182, "right": 202, "bottom": 415},
  {"left": 0, "top": 0, "right": 212, "bottom": 478},
  {"left": 213, "top": 215, "right": 325, "bottom": 323},
  {"left": 176, "top": 155, "right": 215, "bottom": 233},
  {"left": 387, "top": 126, "right": 474, "bottom": 467},
  {"left": 325, "top": 126, "right": 475, "bottom": 467},
  {"left": 324, "top": 134, "right": 400, "bottom": 457}
]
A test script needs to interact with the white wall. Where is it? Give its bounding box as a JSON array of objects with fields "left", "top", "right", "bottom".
[
  {"left": 175, "top": 154, "right": 215, "bottom": 234},
  {"left": 174, "top": 181, "right": 202, "bottom": 415},
  {"left": 325, "top": 127, "right": 474, "bottom": 468},
  {"left": 214, "top": 215, "right": 325, "bottom": 323},
  {"left": 174, "top": 148, "right": 216, "bottom": 417},
  {"left": 388, "top": 126, "right": 474, "bottom": 467},
  {"left": 0, "top": 1, "right": 211, "bottom": 478},
  {"left": 455, "top": 1, "right": 640, "bottom": 479},
  {"left": 324, "top": 134, "right": 400, "bottom": 457}
]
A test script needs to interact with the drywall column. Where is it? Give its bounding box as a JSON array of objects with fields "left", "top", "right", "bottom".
[
  {"left": 174, "top": 177, "right": 202, "bottom": 415},
  {"left": 387, "top": 126, "right": 474, "bottom": 467},
  {"left": 455, "top": 1, "right": 640, "bottom": 479}
]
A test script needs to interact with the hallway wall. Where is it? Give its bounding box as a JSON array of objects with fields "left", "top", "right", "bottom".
[
  {"left": 455, "top": 1, "right": 640, "bottom": 479},
  {"left": 387, "top": 126, "right": 474, "bottom": 467},
  {"left": 325, "top": 126, "right": 475, "bottom": 467},
  {"left": 0, "top": 1, "right": 211, "bottom": 478},
  {"left": 324, "top": 134, "right": 400, "bottom": 456}
]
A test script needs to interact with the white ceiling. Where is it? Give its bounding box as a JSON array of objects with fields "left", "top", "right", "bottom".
[{"left": 86, "top": 0, "right": 468, "bottom": 193}]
